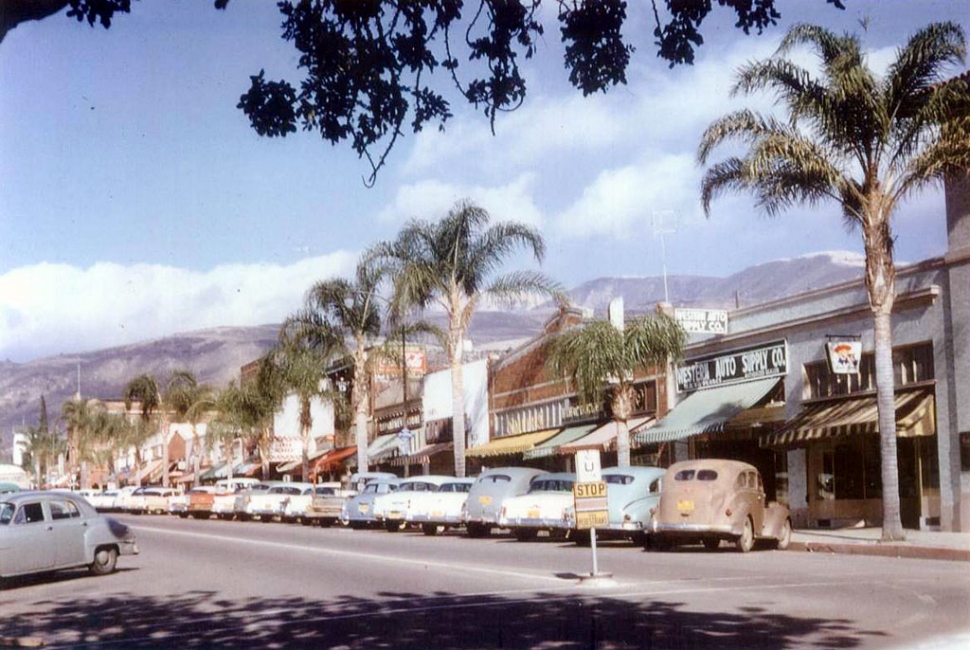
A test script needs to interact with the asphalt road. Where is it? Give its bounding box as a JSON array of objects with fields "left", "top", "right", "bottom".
[{"left": 2, "top": 514, "right": 968, "bottom": 649}]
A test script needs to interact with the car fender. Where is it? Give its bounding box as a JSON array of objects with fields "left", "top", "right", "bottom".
[
  {"left": 621, "top": 494, "right": 660, "bottom": 526},
  {"left": 761, "top": 502, "right": 791, "bottom": 539}
]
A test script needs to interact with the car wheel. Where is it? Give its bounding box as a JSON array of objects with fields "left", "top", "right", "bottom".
[
  {"left": 775, "top": 518, "right": 792, "bottom": 550},
  {"left": 319, "top": 519, "right": 332, "bottom": 528},
  {"left": 178, "top": 513, "right": 188, "bottom": 519},
  {"left": 702, "top": 538, "right": 720, "bottom": 551},
  {"left": 421, "top": 524, "right": 444, "bottom": 537},
  {"left": 514, "top": 528, "right": 537, "bottom": 542},
  {"left": 736, "top": 517, "right": 755, "bottom": 553},
  {"left": 571, "top": 530, "right": 591, "bottom": 547},
  {"left": 465, "top": 522, "right": 487, "bottom": 538},
  {"left": 384, "top": 520, "right": 406, "bottom": 532},
  {"left": 237, "top": 513, "right": 250, "bottom": 522},
  {"left": 89, "top": 546, "right": 118, "bottom": 576}
]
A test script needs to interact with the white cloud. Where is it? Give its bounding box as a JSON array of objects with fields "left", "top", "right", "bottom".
[
  {"left": 553, "top": 153, "right": 701, "bottom": 239},
  {"left": 0, "top": 252, "right": 359, "bottom": 362},
  {"left": 378, "top": 174, "right": 544, "bottom": 228}
]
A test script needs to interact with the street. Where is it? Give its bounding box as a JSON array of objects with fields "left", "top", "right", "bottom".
[{"left": 1, "top": 514, "right": 968, "bottom": 649}]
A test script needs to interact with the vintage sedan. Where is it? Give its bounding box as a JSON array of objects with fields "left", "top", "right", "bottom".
[
  {"left": 499, "top": 472, "right": 576, "bottom": 541},
  {"left": 127, "top": 487, "right": 181, "bottom": 515},
  {"left": 341, "top": 478, "right": 401, "bottom": 529},
  {"left": 0, "top": 491, "right": 138, "bottom": 580},
  {"left": 463, "top": 467, "right": 548, "bottom": 538},
  {"left": 406, "top": 478, "right": 475, "bottom": 535},
  {"left": 650, "top": 459, "right": 792, "bottom": 553},
  {"left": 566, "top": 466, "right": 666, "bottom": 544},
  {"left": 248, "top": 483, "right": 314, "bottom": 522},
  {"left": 373, "top": 475, "right": 454, "bottom": 532}
]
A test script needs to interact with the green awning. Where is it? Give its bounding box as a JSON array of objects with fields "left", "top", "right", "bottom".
[
  {"left": 367, "top": 433, "right": 401, "bottom": 462},
  {"left": 522, "top": 424, "right": 598, "bottom": 460},
  {"left": 634, "top": 378, "right": 781, "bottom": 445}
]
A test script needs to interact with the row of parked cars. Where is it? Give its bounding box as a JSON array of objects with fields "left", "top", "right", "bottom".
[{"left": 90, "top": 460, "right": 791, "bottom": 553}]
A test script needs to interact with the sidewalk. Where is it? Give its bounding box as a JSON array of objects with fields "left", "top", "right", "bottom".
[{"left": 790, "top": 526, "right": 970, "bottom": 561}]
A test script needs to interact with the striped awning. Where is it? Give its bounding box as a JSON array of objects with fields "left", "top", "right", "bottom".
[
  {"left": 465, "top": 428, "right": 561, "bottom": 458},
  {"left": 133, "top": 458, "right": 164, "bottom": 484},
  {"left": 559, "top": 416, "right": 655, "bottom": 454},
  {"left": 390, "top": 442, "right": 453, "bottom": 467},
  {"left": 634, "top": 378, "right": 782, "bottom": 445},
  {"left": 368, "top": 433, "right": 401, "bottom": 462},
  {"left": 761, "top": 387, "right": 936, "bottom": 448},
  {"left": 522, "top": 424, "right": 597, "bottom": 460}
]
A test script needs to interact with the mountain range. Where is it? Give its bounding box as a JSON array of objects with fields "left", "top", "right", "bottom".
[{"left": 0, "top": 251, "right": 866, "bottom": 455}]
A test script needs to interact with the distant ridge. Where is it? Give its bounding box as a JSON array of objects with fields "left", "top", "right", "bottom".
[{"left": 0, "top": 252, "right": 865, "bottom": 453}]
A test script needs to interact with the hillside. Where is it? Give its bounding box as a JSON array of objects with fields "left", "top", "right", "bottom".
[{"left": 0, "top": 252, "right": 866, "bottom": 453}]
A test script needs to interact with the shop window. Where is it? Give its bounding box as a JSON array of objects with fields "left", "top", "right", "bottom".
[
  {"left": 834, "top": 444, "right": 865, "bottom": 499},
  {"left": 863, "top": 436, "right": 882, "bottom": 498},
  {"left": 805, "top": 343, "right": 933, "bottom": 400}
]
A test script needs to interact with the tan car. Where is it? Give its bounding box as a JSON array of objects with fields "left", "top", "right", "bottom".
[{"left": 650, "top": 459, "right": 791, "bottom": 552}]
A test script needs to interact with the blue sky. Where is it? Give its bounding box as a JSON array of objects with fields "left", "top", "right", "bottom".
[{"left": 1, "top": 0, "right": 967, "bottom": 363}]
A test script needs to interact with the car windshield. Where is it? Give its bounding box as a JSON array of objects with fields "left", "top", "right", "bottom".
[
  {"left": 529, "top": 479, "right": 574, "bottom": 493},
  {"left": 315, "top": 487, "right": 337, "bottom": 496},
  {"left": 441, "top": 483, "right": 472, "bottom": 493},
  {"left": 400, "top": 482, "right": 438, "bottom": 492},
  {"left": 270, "top": 487, "right": 302, "bottom": 495},
  {"left": 0, "top": 502, "right": 13, "bottom": 525}
]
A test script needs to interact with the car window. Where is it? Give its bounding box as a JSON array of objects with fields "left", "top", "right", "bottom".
[
  {"left": 604, "top": 474, "right": 634, "bottom": 485},
  {"left": 50, "top": 500, "right": 81, "bottom": 520},
  {"left": 757, "top": 473, "right": 764, "bottom": 491},
  {"left": 0, "top": 502, "right": 14, "bottom": 525},
  {"left": 479, "top": 475, "right": 511, "bottom": 484},
  {"left": 529, "top": 479, "right": 573, "bottom": 493},
  {"left": 315, "top": 487, "right": 337, "bottom": 496},
  {"left": 649, "top": 478, "right": 662, "bottom": 493},
  {"left": 16, "top": 502, "right": 46, "bottom": 524},
  {"left": 697, "top": 470, "right": 718, "bottom": 481},
  {"left": 363, "top": 484, "right": 379, "bottom": 494},
  {"left": 674, "top": 469, "right": 696, "bottom": 481},
  {"left": 734, "top": 474, "right": 746, "bottom": 490},
  {"left": 441, "top": 483, "right": 472, "bottom": 493}
]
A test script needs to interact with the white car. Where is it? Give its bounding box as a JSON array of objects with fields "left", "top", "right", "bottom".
[
  {"left": 126, "top": 487, "right": 181, "bottom": 514},
  {"left": 373, "top": 476, "right": 454, "bottom": 532},
  {"left": 499, "top": 473, "right": 576, "bottom": 541},
  {"left": 283, "top": 483, "right": 342, "bottom": 524},
  {"left": 247, "top": 483, "right": 314, "bottom": 522},
  {"left": 86, "top": 489, "right": 121, "bottom": 512},
  {"left": 406, "top": 478, "right": 475, "bottom": 535}
]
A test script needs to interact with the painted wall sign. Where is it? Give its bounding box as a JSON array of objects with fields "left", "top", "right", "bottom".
[
  {"left": 675, "top": 341, "right": 788, "bottom": 392},
  {"left": 826, "top": 340, "right": 863, "bottom": 374},
  {"left": 674, "top": 308, "right": 729, "bottom": 334}
]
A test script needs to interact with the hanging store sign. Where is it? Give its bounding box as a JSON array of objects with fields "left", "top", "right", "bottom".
[
  {"left": 675, "top": 340, "right": 788, "bottom": 393},
  {"left": 674, "top": 308, "right": 729, "bottom": 335},
  {"left": 826, "top": 340, "right": 863, "bottom": 375}
]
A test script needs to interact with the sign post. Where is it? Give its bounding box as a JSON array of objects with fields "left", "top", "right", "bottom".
[{"left": 573, "top": 450, "right": 611, "bottom": 580}]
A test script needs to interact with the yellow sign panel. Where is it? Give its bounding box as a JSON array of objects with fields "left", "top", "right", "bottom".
[
  {"left": 576, "top": 510, "right": 609, "bottom": 530},
  {"left": 573, "top": 481, "right": 607, "bottom": 499}
]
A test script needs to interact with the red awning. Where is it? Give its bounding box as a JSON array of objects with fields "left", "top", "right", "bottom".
[{"left": 311, "top": 446, "right": 357, "bottom": 477}]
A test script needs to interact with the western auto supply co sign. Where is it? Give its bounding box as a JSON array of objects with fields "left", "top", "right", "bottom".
[
  {"left": 674, "top": 308, "right": 728, "bottom": 335},
  {"left": 676, "top": 341, "right": 788, "bottom": 393}
]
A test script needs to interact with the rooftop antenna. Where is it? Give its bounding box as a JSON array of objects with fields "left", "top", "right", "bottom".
[{"left": 652, "top": 210, "right": 677, "bottom": 304}]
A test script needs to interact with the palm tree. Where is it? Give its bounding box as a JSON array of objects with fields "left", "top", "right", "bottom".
[
  {"left": 697, "top": 22, "right": 969, "bottom": 541},
  {"left": 370, "top": 199, "right": 563, "bottom": 477},
  {"left": 60, "top": 397, "right": 108, "bottom": 489},
  {"left": 123, "top": 374, "right": 163, "bottom": 485},
  {"left": 285, "top": 261, "right": 386, "bottom": 474},
  {"left": 548, "top": 312, "right": 687, "bottom": 468}
]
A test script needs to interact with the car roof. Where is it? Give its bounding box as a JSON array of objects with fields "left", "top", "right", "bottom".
[
  {"left": 481, "top": 467, "right": 548, "bottom": 479},
  {"left": 531, "top": 472, "right": 576, "bottom": 482},
  {"left": 602, "top": 466, "right": 666, "bottom": 480},
  {"left": 1, "top": 490, "right": 99, "bottom": 515},
  {"left": 667, "top": 459, "right": 755, "bottom": 475},
  {"left": 398, "top": 475, "right": 454, "bottom": 486}
]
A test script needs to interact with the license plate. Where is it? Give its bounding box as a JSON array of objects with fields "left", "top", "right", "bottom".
[
  {"left": 677, "top": 499, "right": 694, "bottom": 512},
  {"left": 359, "top": 504, "right": 369, "bottom": 513},
  {"left": 478, "top": 496, "right": 492, "bottom": 505},
  {"left": 527, "top": 508, "right": 540, "bottom": 519},
  {"left": 389, "top": 510, "right": 402, "bottom": 518}
]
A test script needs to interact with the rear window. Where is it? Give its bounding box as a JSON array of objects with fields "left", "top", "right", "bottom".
[
  {"left": 479, "top": 474, "right": 511, "bottom": 484},
  {"left": 315, "top": 487, "right": 337, "bottom": 496},
  {"left": 605, "top": 474, "right": 634, "bottom": 485},
  {"left": 529, "top": 479, "right": 574, "bottom": 493},
  {"left": 674, "top": 469, "right": 718, "bottom": 481},
  {"left": 441, "top": 482, "right": 472, "bottom": 493},
  {"left": 698, "top": 470, "right": 718, "bottom": 481},
  {"left": 674, "top": 470, "right": 695, "bottom": 481},
  {"left": 401, "top": 482, "right": 438, "bottom": 492}
]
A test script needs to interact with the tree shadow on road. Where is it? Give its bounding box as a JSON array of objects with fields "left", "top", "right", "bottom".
[{"left": 0, "top": 581, "right": 888, "bottom": 649}]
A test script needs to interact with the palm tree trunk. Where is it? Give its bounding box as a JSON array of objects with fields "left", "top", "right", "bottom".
[
  {"left": 450, "top": 323, "right": 466, "bottom": 478},
  {"left": 863, "top": 211, "right": 905, "bottom": 541},
  {"left": 353, "top": 348, "right": 370, "bottom": 473},
  {"left": 614, "top": 385, "right": 635, "bottom": 468},
  {"left": 161, "top": 417, "right": 170, "bottom": 488},
  {"left": 874, "top": 308, "right": 905, "bottom": 540}
]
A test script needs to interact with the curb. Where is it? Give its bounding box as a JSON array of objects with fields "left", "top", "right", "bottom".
[
  {"left": 0, "top": 638, "right": 45, "bottom": 648},
  {"left": 788, "top": 541, "right": 970, "bottom": 562}
]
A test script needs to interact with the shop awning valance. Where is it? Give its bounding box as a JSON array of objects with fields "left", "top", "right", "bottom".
[
  {"left": 465, "top": 428, "right": 560, "bottom": 458},
  {"left": 312, "top": 446, "right": 358, "bottom": 473},
  {"left": 559, "top": 416, "right": 655, "bottom": 454},
  {"left": 760, "top": 387, "right": 936, "bottom": 448},
  {"left": 134, "top": 458, "right": 164, "bottom": 484},
  {"left": 522, "top": 424, "right": 598, "bottom": 460},
  {"left": 634, "top": 378, "right": 782, "bottom": 446},
  {"left": 390, "top": 442, "right": 453, "bottom": 467}
]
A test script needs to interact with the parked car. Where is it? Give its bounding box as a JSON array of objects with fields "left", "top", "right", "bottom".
[
  {"left": 281, "top": 483, "right": 340, "bottom": 524},
  {"left": 85, "top": 490, "right": 120, "bottom": 512},
  {"left": 373, "top": 475, "right": 454, "bottom": 532},
  {"left": 341, "top": 478, "right": 401, "bottom": 529},
  {"left": 127, "top": 487, "right": 180, "bottom": 515},
  {"left": 565, "top": 466, "right": 666, "bottom": 544},
  {"left": 248, "top": 483, "right": 314, "bottom": 522},
  {"left": 186, "top": 485, "right": 218, "bottom": 519},
  {"left": 499, "top": 472, "right": 576, "bottom": 541},
  {"left": 168, "top": 491, "right": 189, "bottom": 516},
  {"left": 303, "top": 473, "right": 393, "bottom": 527},
  {"left": 234, "top": 481, "right": 284, "bottom": 521},
  {"left": 112, "top": 485, "right": 143, "bottom": 512},
  {"left": 463, "top": 467, "right": 548, "bottom": 538},
  {"left": 650, "top": 459, "right": 792, "bottom": 552},
  {"left": 0, "top": 491, "right": 139, "bottom": 580},
  {"left": 406, "top": 477, "right": 475, "bottom": 535},
  {"left": 211, "top": 479, "right": 259, "bottom": 520}
]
